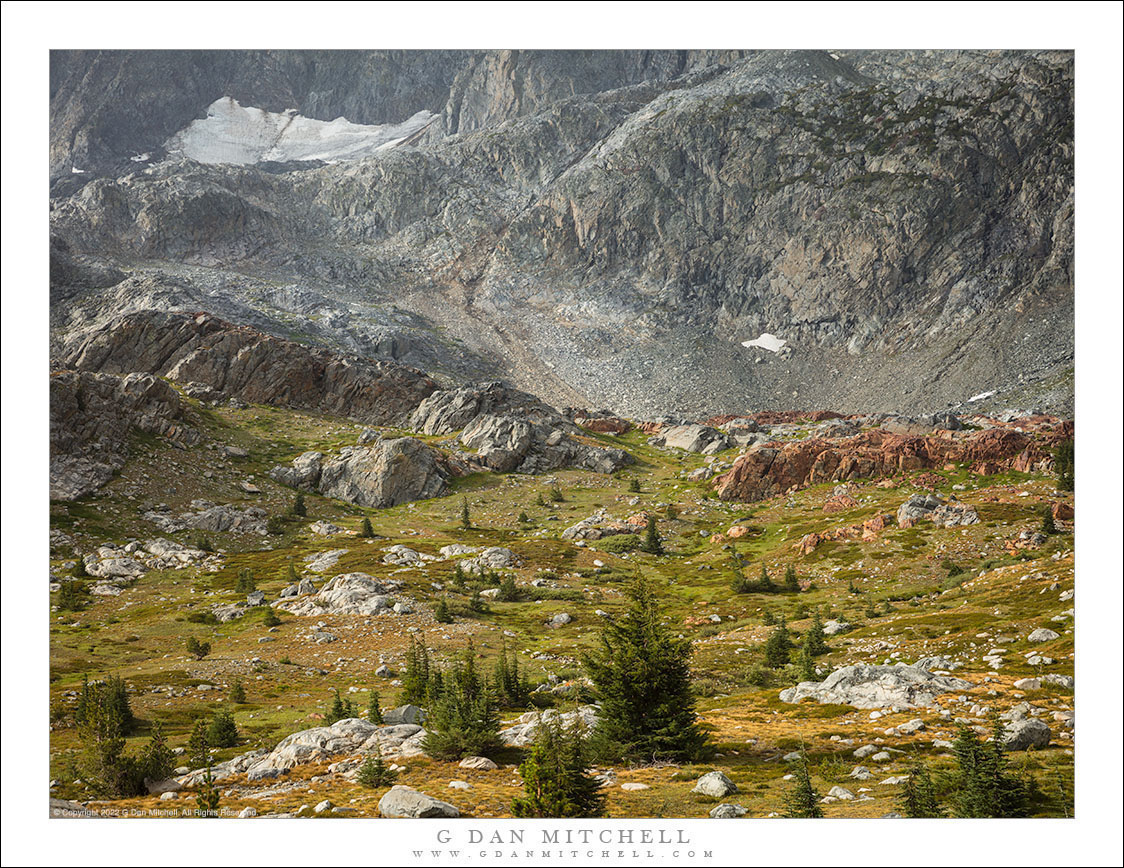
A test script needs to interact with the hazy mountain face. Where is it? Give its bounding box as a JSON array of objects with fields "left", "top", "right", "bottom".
[{"left": 50, "top": 49, "right": 1074, "bottom": 417}]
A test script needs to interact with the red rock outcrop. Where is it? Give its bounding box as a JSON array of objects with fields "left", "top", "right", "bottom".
[{"left": 713, "top": 425, "right": 1066, "bottom": 503}]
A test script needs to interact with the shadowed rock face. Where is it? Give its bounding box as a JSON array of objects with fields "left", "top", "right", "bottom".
[
  {"left": 50, "top": 50, "right": 1073, "bottom": 417},
  {"left": 60, "top": 310, "right": 438, "bottom": 426},
  {"left": 712, "top": 423, "right": 1071, "bottom": 503},
  {"left": 50, "top": 370, "right": 201, "bottom": 500}
]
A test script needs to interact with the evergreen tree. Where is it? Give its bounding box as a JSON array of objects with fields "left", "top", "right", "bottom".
[
  {"left": 583, "top": 578, "right": 708, "bottom": 763},
  {"left": 1040, "top": 505, "right": 1057, "bottom": 536},
  {"left": 639, "top": 515, "right": 664, "bottom": 555},
  {"left": 195, "top": 760, "right": 221, "bottom": 814},
  {"left": 666, "top": 504, "right": 679, "bottom": 521},
  {"left": 141, "top": 721, "right": 175, "bottom": 783},
  {"left": 763, "top": 617, "right": 792, "bottom": 668},
  {"left": 512, "top": 717, "right": 606, "bottom": 818},
  {"left": 549, "top": 484, "right": 564, "bottom": 502},
  {"left": 423, "top": 645, "right": 502, "bottom": 760},
  {"left": 497, "top": 574, "right": 520, "bottom": 602},
  {"left": 757, "top": 564, "right": 775, "bottom": 591},
  {"left": 804, "top": 613, "right": 828, "bottom": 656},
  {"left": 493, "top": 641, "right": 532, "bottom": 708},
  {"left": 951, "top": 718, "right": 1030, "bottom": 818},
  {"left": 207, "top": 710, "right": 239, "bottom": 748},
  {"left": 517, "top": 511, "right": 530, "bottom": 524},
  {"left": 286, "top": 560, "right": 299, "bottom": 583},
  {"left": 72, "top": 558, "right": 90, "bottom": 578},
  {"left": 187, "top": 719, "right": 210, "bottom": 769},
  {"left": 368, "top": 691, "right": 384, "bottom": 724},
  {"left": 460, "top": 497, "right": 472, "bottom": 530},
  {"left": 795, "top": 643, "right": 817, "bottom": 682},
  {"left": 356, "top": 743, "right": 397, "bottom": 788},
  {"left": 229, "top": 680, "right": 246, "bottom": 703},
  {"left": 75, "top": 676, "right": 143, "bottom": 797},
  {"left": 898, "top": 761, "right": 943, "bottom": 817},
  {"left": 628, "top": 478, "right": 641, "bottom": 493},
  {"left": 434, "top": 596, "right": 453, "bottom": 624},
  {"left": 185, "top": 636, "right": 211, "bottom": 659},
  {"left": 399, "top": 637, "right": 431, "bottom": 705},
  {"left": 359, "top": 516, "right": 375, "bottom": 538},
  {"left": 469, "top": 588, "right": 488, "bottom": 613},
  {"left": 325, "top": 688, "right": 355, "bottom": 725},
  {"left": 235, "top": 568, "right": 256, "bottom": 593},
  {"left": 1054, "top": 438, "right": 1074, "bottom": 491},
  {"left": 262, "top": 607, "right": 282, "bottom": 627},
  {"left": 784, "top": 564, "right": 800, "bottom": 592},
  {"left": 57, "top": 580, "right": 89, "bottom": 611},
  {"left": 291, "top": 493, "right": 307, "bottom": 517},
  {"left": 535, "top": 492, "right": 547, "bottom": 507},
  {"left": 782, "top": 751, "right": 824, "bottom": 818}
]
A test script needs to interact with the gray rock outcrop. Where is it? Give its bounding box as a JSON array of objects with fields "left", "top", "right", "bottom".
[{"left": 779, "top": 663, "right": 973, "bottom": 709}]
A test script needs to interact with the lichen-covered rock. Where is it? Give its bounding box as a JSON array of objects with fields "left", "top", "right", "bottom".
[
  {"left": 779, "top": 664, "right": 972, "bottom": 709},
  {"left": 378, "top": 786, "right": 459, "bottom": 818}
]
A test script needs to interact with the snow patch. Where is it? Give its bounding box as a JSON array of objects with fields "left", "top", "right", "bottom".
[
  {"left": 741, "top": 333, "right": 787, "bottom": 353},
  {"left": 164, "top": 97, "right": 436, "bottom": 166},
  {"left": 968, "top": 390, "right": 997, "bottom": 402}
]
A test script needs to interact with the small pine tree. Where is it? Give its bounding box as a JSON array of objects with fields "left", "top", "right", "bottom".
[
  {"left": 1040, "top": 505, "right": 1057, "bottom": 536},
  {"left": 628, "top": 479, "right": 641, "bottom": 493},
  {"left": 287, "top": 560, "right": 299, "bottom": 582},
  {"left": 140, "top": 721, "right": 175, "bottom": 783},
  {"left": 549, "top": 485, "right": 564, "bottom": 502},
  {"left": 460, "top": 497, "right": 472, "bottom": 530},
  {"left": 187, "top": 719, "right": 210, "bottom": 769},
  {"left": 535, "top": 492, "right": 546, "bottom": 507},
  {"left": 207, "top": 710, "right": 239, "bottom": 748},
  {"left": 512, "top": 717, "right": 606, "bottom": 818},
  {"left": 72, "top": 558, "right": 90, "bottom": 578},
  {"left": 359, "top": 517, "right": 375, "bottom": 538},
  {"left": 763, "top": 617, "right": 792, "bottom": 668},
  {"left": 804, "top": 613, "right": 828, "bottom": 656},
  {"left": 517, "top": 510, "right": 530, "bottom": 524},
  {"left": 193, "top": 532, "right": 214, "bottom": 553},
  {"left": 794, "top": 643, "right": 817, "bottom": 682},
  {"left": 452, "top": 561, "right": 468, "bottom": 589},
  {"left": 639, "top": 515, "right": 663, "bottom": 555},
  {"left": 368, "top": 691, "right": 384, "bottom": 724},
  {"left": 229, "top": 681, "right": 246, "bottom": 703},
  {"left": 1054, "top": 438, "right": 1074, "bottom": 491},
  {"left": 469, "top": 588, "right": 488, "bottom": 613},
  {"left": 666, "top": 503, "right": 679, "bottom": 521},
  {"left": 195, "top": 760, "right": 221, "bottom": 814},
  {"left": 757, "top": 564, "right": 774, "bottom": 591},
  {"left": 58, "top": 580, "right": 89, "bottom": 611},
  {"left": 493, "top": 641, "right": 532, "bottom": 708},
  {"left": 784, "top": 564, "right": 800, "bottom": 592},
  {"left": 399, "top": 637, "right": 431, "bottom": 705},
  {"left": 898, "top": 761, "right": 943, "bottom": 817},
  {"left": 235, "top": 568, "right": 256, "bottom": 593},
  {"left": 325, "top": 689, "right": 356, "bottom": 724},
  {"left": 75, "top": 675, "right": 143, "bottom": 797},
  {"left": 356, "top": 744, "right": 397, "bottom": 788},
  {"left": 497, "top": 575, "right": 519, "bottom": 602},
  {"left": 186, "top": 636, "right": 211, "bottom": 659},
  {"left": 951, "top": 718, "right": 1030, "bottom": 818},
  {"left": 262, "top": 607, "right": 282, "bottom": 627},
  {"left": 291, "top": 493, "right": 307, "bottom": 517},
  {"left": 423, "top": 645, "right": 503, "bottom": 760},
  {"left": 783, "top": 752, "right": 824, "bottom": 818},
  {"left": 762, "top": 610, "right": 777, "bottom": 626},
  {"left": 434, "top": 596, "right": 453, "bottom": 624},
  {"left": 583, "top": 577, "right": 708, "bottom": 763}
]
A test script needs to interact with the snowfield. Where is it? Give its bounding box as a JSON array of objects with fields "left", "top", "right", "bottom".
[
  {"left": 164, "top": 97, "right": 436, "bottom": 165},
  {"left": 741, "top": 333, "right": 787, "bottom": 353}
]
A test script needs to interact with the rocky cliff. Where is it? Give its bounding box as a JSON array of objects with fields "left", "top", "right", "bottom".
[{"left": 50, "top": 50, "right": 1074, "bottom": 417}]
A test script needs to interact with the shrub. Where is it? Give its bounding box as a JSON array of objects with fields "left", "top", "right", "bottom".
[
  {"left": 193, "top": 533, "right": 214, "bottom": 553},
  {"left": 666, "top": 504, "right": 679, "bottom": 520},
  {"left": 291, "top": 493, "right": 307, "bottom": 517},
  {"left": 598, "top": 533, "right": 640, "bottom": 553},
  {"left": 266, "top": 515, "right": 286, "bottom": 536},
  {"left": 549, "top": 485, "right": 564, "bottom": 502},
  {"left": 57, "top": 580, "right": 89, "bottom": 612},
  {"left": 517, "top": 511, "right": 530, "bottom": 524},
  {"left": 628, "top": 479, "right": 641, "bottom": 493},
  {"left": 496, "top": 575, "right": 520, "bottom": 602},
  {"left": 262, "top": 608, "right": 281, "bottom": 627},
  {"left": 229, "top": 681, "right": 246, "bottom": 703}
]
